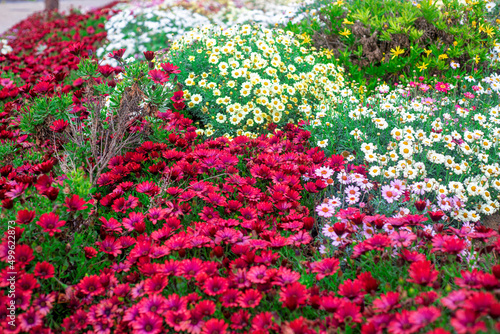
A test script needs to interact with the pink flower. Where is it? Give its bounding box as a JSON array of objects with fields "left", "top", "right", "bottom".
[
  {"left": 149, "top": 69, "right": 169, "bottom": 84},
  {"left": 435, "top": 82, "right": 450, "bottom": 93},
  {"left": 64, "top": 194, "right": 88, "bottom": 212},
  {"left": 36, "top": 212, "right": 66, "bottom": 236},
  {"left": 316, "top": 203, "right": 335, "bottom": 218},
  {"left": 381, "top": 185, "right": 401, "bottom": 203}
]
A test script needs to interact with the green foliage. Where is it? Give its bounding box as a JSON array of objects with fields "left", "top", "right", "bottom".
[{"left": 285, "top": 0, "right": 500, "bottom": 92}]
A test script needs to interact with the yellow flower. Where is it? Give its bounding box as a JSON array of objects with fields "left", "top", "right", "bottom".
[
  {"left": 342, "top": 18, "right": 354, "bottom": 25},
  {"left": 475, "top": 54, "right": 480, "bottom": 64},
  {"left": 438, "top": 54, "right": 448, "bottom": 60},
  {"left": 302, "top": 34, "right": 311, "bottom": 44},
  {"left": 417, "top": 61, "right": 429, "bottom": 71},
  {"left": 424, "top": 49, "right": 432, "bottom": 56},
  {"left": 483, "top": 25, "right": 495, "bottom": 38},
  {"left": 339, "top": 28, "right": 351, "bottom": 37},
  {"left": 390, "top": 46, "right": 405, "bottom": 59}
]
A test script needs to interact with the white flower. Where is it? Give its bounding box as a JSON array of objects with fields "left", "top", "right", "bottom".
[{"left": 317, "top": 139, "right": 329, "bottom": 148}]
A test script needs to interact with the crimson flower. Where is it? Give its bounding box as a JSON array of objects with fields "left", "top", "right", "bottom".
[
  {"left": 428, "top": 210, "right": 445, "bottom": 222},
  {"left": 15, "top": 244, "right": 35, "bottom": 266},
  {"left": 136, "top": 181, "right": 160, "bottom": 197},
  {"left": 16, "top": 209, "right": 36, "bottom": 225},
  {"left": 149, "top": 69, "right": 168, "bottom": 84},
  {"left": 203, "top": 277, "right": 229, "bottom": 296},
  {"left": 238, "top": 289, "right": 262, "bottom": 308},
  {"left": 50, "top": 119, "right": 69, "bottom": 133},
  {"left": 96, "top": 236, "right": 122, "bottom": 257},
  {"left": 202, "top": 318, "right": 228, "bottom": 334},
  {"left": 34, "top": 261, "right": 55, "bottom": 279},
  {"left": 161, "top": 63, "right": 181, "bottom": 74},
  {"left": 171, "top": 90, "right": 185, "bottom": 103},
  {"left": 32, "top": 81, "right": 54, "bottom": 95},
  {"left": 279, "top": 282, "right": 310, "bottom": 310},
  {"left": 143, "top": 51, "right": 155, "bottom": 61},
  {"left": 19, "top": 308, "right": 43, "bottom": 332},
  {"left": 64, "top": 194, "right": 88, "bottom": 212},
  {"left": 109, "top": 48, "right": 126, "bottom": 60},
  {"left": 98, "top": 65, "right": 115, "bottom": 78},
  {"left": 407, "top": 260, "right": 438, "bottom": 286},
  {"left": 311, "top": 258, "right": 340, "bottom": 280},
  {"left": 36, "top": 212, "right": 66, "bottom": 236},
  {"left": 84, "top": 246, "right": 98, "bottom": 259},
  {"left": 414, "top": 199, "right": 427, "bottom": 212}
]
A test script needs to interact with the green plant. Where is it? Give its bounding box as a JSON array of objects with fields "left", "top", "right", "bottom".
[{"left": 285, "top": 0, "right": 500, "bottom": 92}]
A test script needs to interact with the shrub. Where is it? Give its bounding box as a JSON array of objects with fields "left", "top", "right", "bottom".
[
  {"left": 166, "top": 24, "right": 345, "bottom": 138},
  {"left": 285, "top": 0, "right": 500, "bottom": 91}
]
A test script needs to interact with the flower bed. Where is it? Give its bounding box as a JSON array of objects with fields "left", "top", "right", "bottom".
[{"left": 0, "top": 0, "right": 499, "bottom": 333}]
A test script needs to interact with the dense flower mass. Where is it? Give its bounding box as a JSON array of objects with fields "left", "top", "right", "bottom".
[
  {"left": 0, "top": 0, "right": 500, "bottom": 333},
  {"left": 166, "top": 24, "right": 345, "bottom": 138}
]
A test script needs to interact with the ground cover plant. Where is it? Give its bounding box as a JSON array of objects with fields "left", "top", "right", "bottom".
[
  {"left": 284, "top": 0, "right": 500, "bottom": 92},
  {"left": 0, "top": 0, "right": 499, "bottom": 333}
]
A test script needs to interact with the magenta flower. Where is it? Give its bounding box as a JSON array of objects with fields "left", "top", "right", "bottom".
[
  {"left": 36, "top": 212, "right": 66, "bottom": 236},
  {"left": 34, "top": 261, "right": 55, "bottom": 279},
  {"left": 64, "top": 194, "right": 88, "bottom": 212},
  {"left": 50, "top": 119, "right": 69, "bottom": 133},
  {"left": 149, "top": 69, "right": 168, "bottom": 84},
  {"left": 311, "top": 258, "right": 340, "bottom": 280},
  {"left": 161, "top": 62, "right": 181, "bottom": 74}
]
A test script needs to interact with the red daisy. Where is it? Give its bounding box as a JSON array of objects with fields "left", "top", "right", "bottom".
[
  {"left": 34, "top": 261, "right": 55, "bottom": 279},
  {"left": 132, "top": 313, "right": 164, "bottom": 334},
  {"left": 311, "top": 258, "right": 340, "bottom": 280},
  {"left": 64, "top": 194, "right": 88, "bottom": 212},
  {"left": 36, "top": 212, "right": 66, "bottom": 236},
  {"left": 202, "top": 318, "right": 228, "bottom": 334}
]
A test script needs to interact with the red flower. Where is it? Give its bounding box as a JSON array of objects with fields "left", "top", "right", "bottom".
[
  {"left": 32, "top": 81, "right": 54, "bottom": 95},
  {"left": 311, "top": 258, "right": 340, "bottom": 280},
  {"left": 96, "top": 236, "right": 123, "bottom": 257},
  {"left": 238, "top": 289, "right": 262, "bottom": 308},
  {"left": 78, "top": 275, "right": 104, "bottom": 297},
  {"left": 16, "top": 209, "right": 36, "bottom": 225},
  {"left": 279, "top": 282, "right": 310, "bottom": 310},
  {"left": 64, "top": 194, "right": 88, "bottom": 212},
  {"left": 387, "top": 310, "right": 420, "bottom": 334},
  {"left": 136, "top": 181, "right": 160, "bottom": 197},
  {"left": 335, "top": 300, "right": 362, "bottom": 324},
  {"left": 36, "top": 212, "right": 66, "bottom": 236},
  {"left": 202, "top": 318, "right": 228, "bottom": 334},
  {"left": 428, "top": 210, "right": 445, "bottom": 222},
  {"left": 203, "top": 277, "right": 228, "bottom": 296},
  {"left": 14, "top": 244, "right": 35, "bottom": 267},
  {"left": 84, "top": 246, "right": 98, "bottom": 259},
  {"left": 171, "top": 90, "right": 185, "bottom": 103},
  {"left": 98, "top": 65, "right": 115, "bottom": 78},
  {"left": 414, "top": 199, "right": 427, "bottom": 212},
  {"left": 161, "top": 63, "right": 181, "bottom": 74},
  {"left": 149, "top": 70, "right": 169, "bottom": 84},
  {"left": 34, "top": 261, "right": 55, "bottom": 279},
  {"left": 50, "top": 119, "right": 69, "bottom": 133},
  {"left": 143, "top": 51, "right": 155, "bottom": 61},
  {"left": 132, "top": 313, "right": 164, "bottom": 334},
  {"left": 144, "top": 275, "right": 169, "bottom": 295},
  {"left": 450, "top": 310, "right": 486, "bottom": 334},
  {"left": 109, "top": 48, "right": 126, "bottom": 60},
  {"left": 407, "top": 260, "right": 438, "bottom": 286}
]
